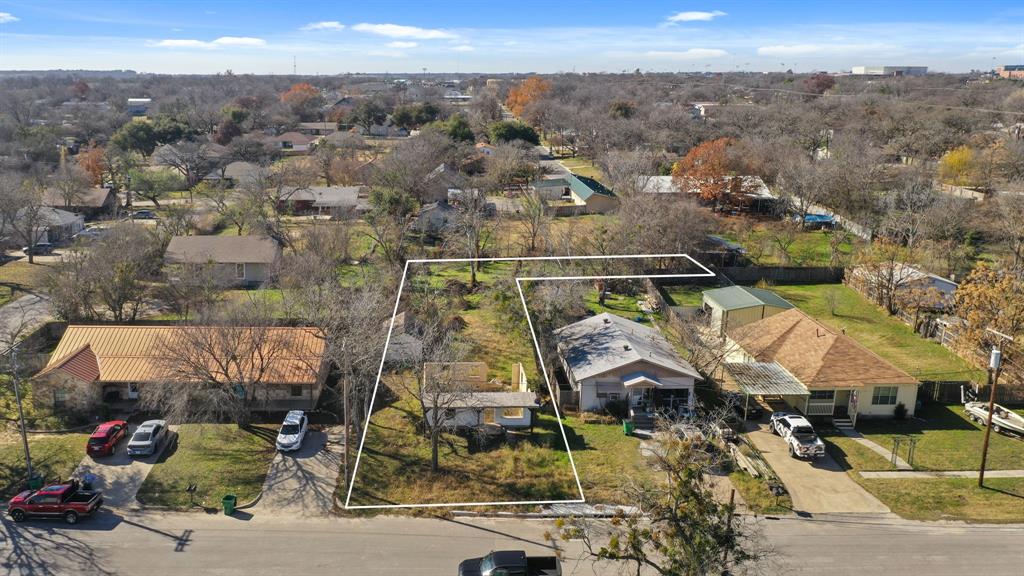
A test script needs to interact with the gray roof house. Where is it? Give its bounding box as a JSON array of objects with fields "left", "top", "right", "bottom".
[
  {"left": 164, "top": 235, "right": 281, "bottom": 287},
  {"left": 204, "top": 161, "right": 262, "bottom": 186},
  {"left": 554, "top": 313, "right": 702, "bottom": 415},
  {"left": 2, "top": 207, "right": 85, "bottom": 247}
]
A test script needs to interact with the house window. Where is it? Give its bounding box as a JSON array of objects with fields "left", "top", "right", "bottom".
[
  {"left": 872, "top": 386, "right": 898, "bottom": 406},
  {"left": 235, "top": 263, "right": 245, "bottom": 279},
  {"left": 53, "top": 388, "right": 67, "bottom": 407},
  {"left": 290, "top": 385, "right": 303, "bottom": 397},
  {"left": 809, "top": 390, "right": 834, "bottom": 401},
  {"left": 502, "top": 407, "right": 524, "bottom": 419}
]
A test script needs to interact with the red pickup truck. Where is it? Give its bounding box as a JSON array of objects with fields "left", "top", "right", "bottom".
[{"left": 7, "top": 481, "right": 103, "bottom": 524}]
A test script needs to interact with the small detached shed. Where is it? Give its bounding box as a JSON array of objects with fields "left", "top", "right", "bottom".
[
  {"left": 426, "top": 392, "right": 539, "bottom": 430},
  {"left": 702, "top": 286, "right": 794, "bottom": 336}
]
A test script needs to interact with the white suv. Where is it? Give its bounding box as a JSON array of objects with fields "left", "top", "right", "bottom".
[{"left": 770, "top": 413, "right": 826, "bottom": 459}]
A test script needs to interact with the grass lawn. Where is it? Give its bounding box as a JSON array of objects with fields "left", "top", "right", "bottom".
[
  {"left": 728, "top": 471, "right": 792, "bottom": 515},
  {"left": 347, "top": 381, "right": 579, "bottom": 508},
  {"left": 136, "top": 424, "right": 278, "bottom": 509},
  {"left": 719, "top": 226, "right": 860, "bottom": 267},
  {"left": 0, "top": 434, "right": 89, "bottom": 498},
  {"left": 662, "top": 285, "right": 706, "bottom": 307},
  {"left": 560, "top": 416, "right": 660, "bottom": 504},
  {"left": 583, "top": 290, "right": 660, "bottom": 321},
  {"left": 0, "top": 260, "right": 52, "bottom": 296},
  {"left": 769, "top": 284, "right": 984, "bottom": 382},
  {"left": 855, "top": 403, "right": 1024, "bottom": 471},
  {"left": 558, "top": 158, "right": 606, "bottom": 183}
]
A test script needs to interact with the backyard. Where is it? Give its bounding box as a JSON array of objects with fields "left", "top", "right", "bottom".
[
  {"left": 135, "top": 423, "right": 278, "bottom": 509},
  {"left": 719, "top": 224, "right": 861, "bottom": 267}
]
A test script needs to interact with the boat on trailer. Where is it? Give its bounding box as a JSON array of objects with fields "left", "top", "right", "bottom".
[{"left": 964, "top": 402, "right": 1024, "bottom": 438}]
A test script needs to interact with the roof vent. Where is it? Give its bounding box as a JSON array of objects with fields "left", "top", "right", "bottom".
[
  {"left": 623, "top": 344, "right": 632, "bottom": 351},
  {"left": 603, "top": 318, "right": 611, "bottom": 324}
]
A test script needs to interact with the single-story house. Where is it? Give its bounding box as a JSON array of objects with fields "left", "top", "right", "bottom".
[
  {"left": 265, "top": 132, "right": 315, "bottom": 154},
  {"left": 726, "top": 308, "right": 920, "bottom": 425},
  {"left": 423, "top": 361, "right": 535, "bottom": 430},
  {"left": 531, "top": 173, "right": 618, "bottom": 215},
  {"left": 1, "top": 207, "right": 85, "bottom": 247},
  {"left": 702, "top": 286, "right": 795, "bottom": 336},
  {"left": 164, "top": 235, "right": 281, "bottom": 287},
  {"left": 43, "top": 187, "right": 119, "bottom": 218},
  {"left": 358, "top": 122, "right": 410, "bottom": 139},
  {"left": 413, "top": 201, "right": 459, "bottom": 237},
  {"left": 554, "top": 313, "right": 702, "bottom": 416},
  {"left": 638, "top": 175, "right": 680, "bottom": 195},
  {"left": 32, "top": 325, "right": 328, "bottom": 414},
  {"left": 308, "top": 186, "right": 372, "bottom": 217},
  {"left": 203, "top": 161, "right": 262, "bottom": 187},
  {"left": 848, "top": 263, "right": 958, "bottom": 312},
  {"left": 126, "top": 98, "right": 151, "bottom": 116}
]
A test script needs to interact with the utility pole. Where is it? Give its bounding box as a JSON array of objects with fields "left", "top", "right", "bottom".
[
  {"left": 978, "top": 346, "right": 1002, "bottom": 487},
  {"left": 9, "top": 343, "right": 33, "bottom": 484}
]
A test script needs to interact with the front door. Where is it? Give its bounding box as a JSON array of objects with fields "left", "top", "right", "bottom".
[{"left": 630, "top": 388, "right": 652, "bottom": 409}]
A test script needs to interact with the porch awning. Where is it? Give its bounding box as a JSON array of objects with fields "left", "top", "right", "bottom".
[
  {"left": 622, "top": 372, "right": 662, "bottom": 388},
  {"left": 722, "top": 362, "right": 809, "bottom": 397}
]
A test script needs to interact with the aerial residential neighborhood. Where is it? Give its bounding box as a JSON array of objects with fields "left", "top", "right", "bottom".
[{"left": 0, "top": 1, "right": 1023, "bottom": 575}]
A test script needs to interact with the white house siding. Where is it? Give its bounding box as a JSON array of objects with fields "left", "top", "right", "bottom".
[
  {"left": 577, "top": 362, "right": 696, "bottom": 412},
  {"left": 857, "top": 383, "right": 918, "bottom": 418},
  {"left": 428, "top": 407, "right": 533, "bottom": 429}
]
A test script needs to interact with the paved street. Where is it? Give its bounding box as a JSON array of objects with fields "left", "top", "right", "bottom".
[{"left": 1, "top": 508, "right": 1022, "bottom": 576}]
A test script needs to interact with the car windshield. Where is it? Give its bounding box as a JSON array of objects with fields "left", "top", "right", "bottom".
[
  {"left": 280, "top": 424, "right": 301, "bottom": 435},
  {"left": 132, "top": 432, "right": 152, "bottom": 442},
  {"left": 479, "top": 556, "right": 495, "bottom": 572}
]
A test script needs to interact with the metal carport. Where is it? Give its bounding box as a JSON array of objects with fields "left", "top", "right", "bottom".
[{"left": 721, "top": 362, "right": 809, "bottom": 419}]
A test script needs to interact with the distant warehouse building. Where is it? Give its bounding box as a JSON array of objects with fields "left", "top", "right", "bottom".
[
  {"left": 851, "top": 66, "right": 927, "bottom": 77},
  {"left": 996, "top": 65, "right": 1024, "bottom": 80}
]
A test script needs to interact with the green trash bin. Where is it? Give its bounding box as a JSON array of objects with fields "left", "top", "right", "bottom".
[
  {"left": 27, "top": 475, "right": 43, "bottom": 490},
  {"left": 623, "top": 421, "right": 635, "bottom": 435},
  {"left": 222, "top": 494, "right": 237, "bottom": 515}
]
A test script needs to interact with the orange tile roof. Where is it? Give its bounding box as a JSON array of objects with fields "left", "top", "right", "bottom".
[
  {"left": 38, "top": 325, "right": 326, "bottom": 385},
  {"left": 728, "top": 308, "right": 919, "bottom": 389}
]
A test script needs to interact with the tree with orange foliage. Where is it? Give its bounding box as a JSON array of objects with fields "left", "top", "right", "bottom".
[
  {"left": 281, "top": 82, "right": 325, "bottom": 121},
  {"left": 77, "top": 142, "right": 107, "bottom": 186},
  {"left": 671, "top": 138, "right": 752, "bottom": 210},
  {"left": 505, "top": 77, "right": 551, "bottom": 118}
]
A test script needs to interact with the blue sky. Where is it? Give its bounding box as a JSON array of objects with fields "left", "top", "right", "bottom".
[{"left": 0, "top": 1, "right": 1022, "bottom": 73}]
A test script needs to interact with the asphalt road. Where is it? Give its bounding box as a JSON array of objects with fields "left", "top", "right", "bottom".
[{"left": 1, "top": 510, "right": 1021, "bottom": 576}]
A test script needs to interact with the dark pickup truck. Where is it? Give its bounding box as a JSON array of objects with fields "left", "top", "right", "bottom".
[
  {"left": 459, "top": 550, "right": 561, "bottom": 576},
  {"left": 7, "top": 481, "right": 103, "bottom": 524}
]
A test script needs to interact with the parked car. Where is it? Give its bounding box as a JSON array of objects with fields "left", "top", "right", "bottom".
[
  {"left": 458, "top": 550, "right": 561, "bottom": 576},
  {"left": 723, "top": 391, "right": 764, "bottom": 420},
  {"left": 7, "top": 480, "right": 103, "bottom": 524},
  {"left": 770, "top": 412, "right": 825, "bottom": 459},
  {"left": 22, "top": 242, "right": 54, "bottom": 256},
  {"left": 86, "top": 420, "right": 129, "bottom": 457},
  {"left": 131, "top": 210, "right": 157, "bottom": 219},
  {"left": 72, "top": 227, "right": 108, "bottom": 242},
  {"left": 127, "top": 420, "right": 168, "bottom": 457},
  {"left": 275, "top": 410, "right": 309, "bottom": 452}
]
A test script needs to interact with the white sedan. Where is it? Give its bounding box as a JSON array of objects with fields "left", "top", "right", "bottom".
[{"left": 275, "top": 410, "right": 309, "bottom": 452}]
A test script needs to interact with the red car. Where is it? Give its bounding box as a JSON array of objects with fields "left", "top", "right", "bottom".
[
  {"left": 7, "top": 481, "right": 103, "bottom": 524},
  {"left": 86, "top": 420, "right": 128, "bottom": 457}
]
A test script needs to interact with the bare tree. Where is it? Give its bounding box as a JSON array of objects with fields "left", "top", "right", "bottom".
[
  {"left": 50, "top": 160, "right": 91, "bottom": 208},
  {"left": 517, "top": 190, "right": 549, "bottom": 256},
  {"left": 0, "top": 174, "right": 47, "bottom": 264},
  {"left": 599, "top": 148, "right": 661, "bottom": 199},
  {"left": 154, "top": 140, "right": 218, "bottom": 191},
  {"left": 447, "top": 186, "right": 495, "bottom": 289}
]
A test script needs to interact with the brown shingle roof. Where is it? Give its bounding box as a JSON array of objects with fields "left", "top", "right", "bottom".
[
  {"left": 728, "top": 308, "right": 919, "bottom": 389},
  {"left": 164, "top": 235, "right": 280, "bottom": 265},
  {"left": 43, "top": 187, "right": 116, "bottom": 209},
  {"left": 37, "top": 325, "right": 325, "bottom": 385}
]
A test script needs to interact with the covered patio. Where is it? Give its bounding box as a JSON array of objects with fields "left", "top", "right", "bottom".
[{"left": 721, "top": 362, "right": 809, "bottom": 419}]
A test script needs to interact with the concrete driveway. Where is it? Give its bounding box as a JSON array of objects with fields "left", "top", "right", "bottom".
[
  {"left": 256, "top": 426, "right": 344, "bottom": 516},
  {"left": 0, "top": 294, "right": 51, "bottom": 337},
  {"left": 746, "top": 422, "right": 890, "bottom": 514},
  {"left": 72, "top": 425, "right": 177, "bottom": 508}
]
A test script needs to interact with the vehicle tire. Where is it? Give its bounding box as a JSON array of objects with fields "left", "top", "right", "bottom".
[
  {"left": 993, "top": 424, "right": 1001, "bottom": 433},
  {"left": 63, "top": 511, "right": 78, "bottom": 525},
  {"left": 10, "top": 509, "right": 25, "bottom": 522},
  {"left": 789, "top": 445, "right": 796, "bottom": 458}
]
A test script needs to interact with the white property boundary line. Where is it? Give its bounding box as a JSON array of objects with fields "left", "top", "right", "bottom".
[{"left": 344, "top": 254, "right": 715, "bottom": 510}]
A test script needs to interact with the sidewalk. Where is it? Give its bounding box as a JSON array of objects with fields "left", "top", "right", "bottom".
[
  {"left": 860, "top": 469, "right": 1024, "bottom": 479},
  {"left": 838, "top": 428, "right": 912, "bottom": 470}
]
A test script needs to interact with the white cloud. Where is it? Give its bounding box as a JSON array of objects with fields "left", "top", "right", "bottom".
[
  {"left": 451, "top": 45, "right": 475, "bottom": 52},
  {"left": 644, "top": 48, "right": 728, "bottom": 60},
  {"left": 757, "top": 44, "right": 820, "bottom": 56},
  {"left": 301, "top": 21, "right": 345, "bottom": 31},
  {"left": 667, "top": 10, "right": 726, "bottom": 22},
  {"left": 351, "top": 23, "right": 455, "bottom": 40},
  {"left": 387, "top": 41, "right": 418, "bottom": 49},
  {"left": 0, "top": 12, "right": 19, "bottom": 24},
  {"left": 152, "top": 36, "right": 266, "bottom": 49}
]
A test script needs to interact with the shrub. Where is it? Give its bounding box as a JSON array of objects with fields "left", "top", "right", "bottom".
[
  {"left": 894, "top": 402, "right": 908, "bottom": 420},
  {"left": 603, "top": 399, "right": 629, "bottom": 421}
]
